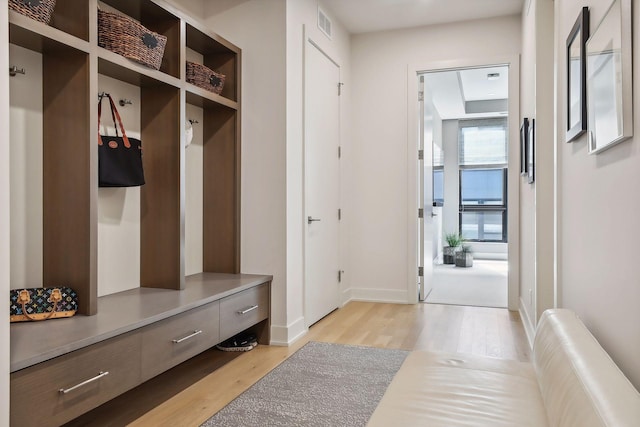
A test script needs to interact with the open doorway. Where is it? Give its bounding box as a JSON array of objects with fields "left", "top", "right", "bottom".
[{"left": 420, "top": 65, "right": 509, "bottom": 308}]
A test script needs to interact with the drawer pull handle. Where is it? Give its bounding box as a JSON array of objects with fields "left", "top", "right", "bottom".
[
  {"left": 59, "top": 371, "right": 109, "bottom": 394},
  {"left": 237, "top": 305, "right": 259, "bottom": 315},
  {"left": 172, "top": 330, "right": 203, "bottom": 344}
]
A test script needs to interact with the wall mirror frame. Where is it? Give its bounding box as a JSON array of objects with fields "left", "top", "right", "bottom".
[
  {"left": 586, "top": 0, "right": 634, "bottom": 154},
  {"left": 566, "top": 7, "right": 589, "bottom": 143}
]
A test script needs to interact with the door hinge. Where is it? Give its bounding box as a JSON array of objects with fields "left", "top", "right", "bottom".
[
  {"left": 418, "top": 91, "right": 424, "bottom": 102},
  {"left": 418, "top": 149, "right": 424, "bottom": 160},
  {"left": 338, "top": 146, "right": 342, "bottom": 158},
  {"left": 418, "top": 266, "right": 424, "bottom": 277},
  {"left": 338, "top": 270, "right": 344, "bottom": 282},
  {"left": 338, "top": 82, "right": 344, "bottom": 96},
  {"left": 338, "top": 208, "right": 342, "bottom": 220},
  {"left": 418, "top": 208, "right": 424, "bottom": 218}
]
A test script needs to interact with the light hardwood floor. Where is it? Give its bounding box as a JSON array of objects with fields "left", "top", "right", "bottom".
[{"left": 65, "top": 302, "right": 530, "bottom": 427}]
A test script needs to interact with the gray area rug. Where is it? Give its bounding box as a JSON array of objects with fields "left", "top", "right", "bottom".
[{"left": 201, "top": 341, "right": 409, "bottom": 427}]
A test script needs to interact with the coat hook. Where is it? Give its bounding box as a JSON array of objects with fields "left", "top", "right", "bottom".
[
  {"left": 98, "top": 92, "right": 110, "bottom": 98},
  {"left": 188, "top": 119, "right": 199, "bottom": 125},
  {"left": 119, "top": 99, "right": 133, "bottom": 107},
  {"left": 9, "top": 66, "right": 26, "bottom": 77}
]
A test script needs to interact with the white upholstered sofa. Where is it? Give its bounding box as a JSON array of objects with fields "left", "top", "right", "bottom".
[{"left": 368, "top": 309, "right": 640, "bottom": 427}]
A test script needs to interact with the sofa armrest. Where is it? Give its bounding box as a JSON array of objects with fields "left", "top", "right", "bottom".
[{"left": 534, "top": 309, "right": 640, "bottom": 427}]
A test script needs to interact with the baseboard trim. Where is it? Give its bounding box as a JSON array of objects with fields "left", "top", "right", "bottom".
[
  {"left": 519, "top": 298, "right": 535, "bottom": 349},
  {"left": 270, "top": 316, "right": 307, "bottom": 346},
  {"left": 348, "top": 288, "right": 409, "bottom": 304},
  {"left": 340, "top": 288, "right": 352, "bottom": 306}
]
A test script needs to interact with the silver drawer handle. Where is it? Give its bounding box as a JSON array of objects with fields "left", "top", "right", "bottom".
[
  {"left": 59, "top": 371, "right": 109, "bottom": 394},
  {"left": 237, "top": 305, "right": 258, "bottom": 315},
  {"left": 172, "top": 330, "right": 203, "bottom": 344}
]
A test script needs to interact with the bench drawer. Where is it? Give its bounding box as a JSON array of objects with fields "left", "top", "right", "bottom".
[
  {"left": 219, "top": 283, "right": 269, "bottom": 341},
  {"left": 10, "top": 331, "right": 141, "bottom": 427},
  {"left": 141, "top": 301, "right": 220, "bottom": 380}
]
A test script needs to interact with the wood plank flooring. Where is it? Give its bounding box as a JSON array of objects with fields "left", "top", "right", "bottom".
[{"left": 65, "top": 302, "right": 530, "bottom": 427}]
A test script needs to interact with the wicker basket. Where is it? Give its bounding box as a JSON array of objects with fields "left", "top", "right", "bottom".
[
  {"left": 98, "top": 9, "right": 167, "bottom": 71},
  {"left": 186, "top": 61, "right": 226, "bottom": 95},
  {"left": 9, "top": 0, "right": 56, "bottom": 24}
]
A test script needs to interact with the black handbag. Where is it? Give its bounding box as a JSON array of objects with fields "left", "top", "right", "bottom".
[{"left": 98, "top": 94, "right": 145, "bottom": 187}]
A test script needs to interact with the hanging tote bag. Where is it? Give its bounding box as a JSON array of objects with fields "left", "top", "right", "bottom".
[{"left": 98, "top": 94, "right": 145, "bottom": 187}]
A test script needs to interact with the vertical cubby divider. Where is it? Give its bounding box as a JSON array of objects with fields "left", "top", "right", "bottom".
[
  {"left": 140, "top": 84, "right": 183, "bottom": 289},
  {"left": 42, "top": 48, "right": 96, "bottom": 315}
]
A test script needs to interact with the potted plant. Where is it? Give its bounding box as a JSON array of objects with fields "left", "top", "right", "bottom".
[
  {"left": 443, "top": 232, "right": 462, "bottom": 264},
  {"left": 455, "top": 243, "right": 473, "bottom": 268}
]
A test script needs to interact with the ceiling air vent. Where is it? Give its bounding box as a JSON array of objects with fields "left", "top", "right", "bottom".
[{"left": 318, "top": 7, "right": 332, "bottom": 39}]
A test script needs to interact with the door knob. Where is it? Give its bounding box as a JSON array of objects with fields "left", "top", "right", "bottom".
[{"left": 307, "top": 216, "right": 321, "bottom": 224}]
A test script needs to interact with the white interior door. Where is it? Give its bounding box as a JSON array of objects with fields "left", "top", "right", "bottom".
[
  {"left": 304, "top": 41, "right": 340, "bottom": 326},
  {"left": 419, "top": 76, "right": 434, "bottom": 301}
]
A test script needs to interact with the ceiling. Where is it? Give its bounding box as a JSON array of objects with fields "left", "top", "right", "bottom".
[
  {"left": 322, "top": 0, "right": 525, "bottom": 34},
  {"left": 318, "top": 1, "right": 519, "bottom": 119},
  {"left": 423, "top": 66, "right": 509, "bottom": 120}
]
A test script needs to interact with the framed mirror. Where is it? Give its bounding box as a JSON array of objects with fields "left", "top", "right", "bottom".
[
  {"left": 566, "top": 7, "right": 589, "bottom": 143},
  {"left": 587, "top": 0, "right": 634, "bottom": 154}
]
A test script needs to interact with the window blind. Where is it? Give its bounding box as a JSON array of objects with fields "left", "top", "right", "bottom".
[{"left": 458, "top": 118, "right": 508, "bottom": 166}]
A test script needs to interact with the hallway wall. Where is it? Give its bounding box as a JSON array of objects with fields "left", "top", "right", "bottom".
[
  {"left": 349, "top": 15, "right": 521, "bottom": 302},
  {"left": 555, "top": 0, "right": 640, "bottom": 389}
]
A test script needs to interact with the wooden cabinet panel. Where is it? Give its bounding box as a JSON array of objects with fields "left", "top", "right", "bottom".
[
  {"left": 141, "top": 301, "right": 220, "bottom": 381},
  {"left": 219, "top": 283, "right": 269, "bottom": 341},
  {"left": 10, "top": 332, "right": 141, "bottom": 427}
]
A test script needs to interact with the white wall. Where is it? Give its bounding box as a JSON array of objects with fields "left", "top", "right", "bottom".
[
  {"left": 200, "top": 0, "right": 290, "bottom": 340},
  {"left": 349, "top": 16, "right": 521, "bottom": 301},
  {"left": 518, "top": 0, "right": 555, "bottom": 340},
  {"left": 555, "top": 0, "right": 640, "bottom": 389},
  {"left": 185, "top": 0, "right": 352, "bottom": 344},
  {"left": 9, "top": 45, "right": 42, "bottom": 290},
  {"left": 1, "top": 3, "right": 11, "bottom": 424},
  {"left": 96, "top": 76, "right": 142, "bottom": 296},
  {"left": 519, "top": 0, "right": 537, "bottom": 335}
]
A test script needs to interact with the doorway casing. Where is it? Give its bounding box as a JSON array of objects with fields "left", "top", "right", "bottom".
[{"left": 406, "top": 56, "right": 520, "bottom": 310}]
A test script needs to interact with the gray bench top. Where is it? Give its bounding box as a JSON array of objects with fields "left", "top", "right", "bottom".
[{"left": 10, "top": 272, "right": 272, "bottom": 372}]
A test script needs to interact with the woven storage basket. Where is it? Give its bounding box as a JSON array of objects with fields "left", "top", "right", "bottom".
[
  {"left": 9, "top": 0, "right": 56, "bottom": 24},
  {"left": 98, "top": 9, "right": 167, "bottom": 70},
  {"left": 186, "top": 61, "right": 226, "bottom": 95}
]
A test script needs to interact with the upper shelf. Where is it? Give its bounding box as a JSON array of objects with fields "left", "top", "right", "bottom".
[
  {"left": 9, "top": 10, "right": 91, "bottom": 54},
  {"left": 98, "top": 47, "right": 181, "bottom": 88},
  {"left": 186, "top": 83, "right": 238, "bottom": 110}
]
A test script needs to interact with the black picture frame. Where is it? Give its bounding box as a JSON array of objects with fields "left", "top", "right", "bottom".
[
  {"left": 566, "top": 7, "right": 589, "bottom": 142},
  {"left": 520, "top": 118, "right": 529, "bottom": 175},
  {"left": 528, "top": 119, "right": 535, "bottom": 184}
]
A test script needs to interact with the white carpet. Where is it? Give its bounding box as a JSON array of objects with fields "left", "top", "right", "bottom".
[{"left": 426, "top": 260, "right": 507, "bottom": 308}]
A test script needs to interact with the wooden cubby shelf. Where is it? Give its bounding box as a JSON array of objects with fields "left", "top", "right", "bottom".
[
  {"left": 9, "top": 11, "right": 91, "bottom": 54},
  {"left": 7, "top": 0, "right": 242, "bottom": 313},
  {"left": 8, "top": 2, "right": 256, "bottom": 424},
  {"left": 97, "top": 51, "right": 181, "bottom": 88}
]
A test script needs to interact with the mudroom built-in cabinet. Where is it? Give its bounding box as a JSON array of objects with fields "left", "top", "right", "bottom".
[{"left": 7, "top": 1, "right": 269, "bottom": 425}]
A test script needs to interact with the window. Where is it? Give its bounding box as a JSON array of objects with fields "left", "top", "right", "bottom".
[
  {"left": 433, "top": 168, "right": 444, "bottom": 205},
  {"left": 432, "top": 143, "right": 444, "bottom": 206},
  {"left": 458, "top": 119, "right": 508, "bottom": 243}
]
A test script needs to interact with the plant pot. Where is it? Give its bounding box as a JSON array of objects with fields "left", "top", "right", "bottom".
[
  {"left": 443, "top": 246, "right": 458, "bottom": 264},
  {"left": 455, "top": 252, "right": 473, "bottom": 268}
]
